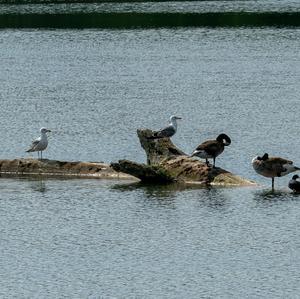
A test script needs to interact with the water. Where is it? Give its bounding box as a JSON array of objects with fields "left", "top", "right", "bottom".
[
  {"left": 1, "top": 25, "right": 300, "bottom": 297},
  {"left": 1, "top": 1, "right": 300, "bottom": 29},
  {"left": 1, "top": 0, "right": 300, "bottom": 14},
  {"left": 1, "top": 178, "right": 300, "bottom": 298}
]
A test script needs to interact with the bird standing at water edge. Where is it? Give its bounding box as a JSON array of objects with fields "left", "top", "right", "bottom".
[
  {"left": 191, "top": 133, "right": 231, "bottom": 168},
  {"left": 26, "top": 127, "right": 51, "bottom": 160},
  {"left": 148, "top": 115, "right": 182, "bottom": 139},
  {"left": 252, "top": 153, "right": 300, "bottom": 191}
]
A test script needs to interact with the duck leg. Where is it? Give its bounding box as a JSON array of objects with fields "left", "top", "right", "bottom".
[
  {"left": 272, "top": 177, "right": 274, "bottom": 191},
  {"left": 213, "top": 157, "right": 216, "bottom": 168}
]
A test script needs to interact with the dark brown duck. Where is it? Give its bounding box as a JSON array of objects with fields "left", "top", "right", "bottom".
[{"left": 191, "top": 133, "right": 231, "bottom": 168}]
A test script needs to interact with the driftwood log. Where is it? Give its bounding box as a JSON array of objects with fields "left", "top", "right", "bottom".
[
  {"left": 111, "top": 129, "right": 256, "bottom": 186},
  {"left": 0, "top": 129, "right": 255, "bottom": 186},
  {"left": 0, "top": 158, "right": 134, "bottom": 180}
]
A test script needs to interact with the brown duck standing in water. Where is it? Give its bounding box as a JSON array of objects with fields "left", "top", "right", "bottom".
[
  {"left": 252, "top": 153, "right": 300, "bottom": 191},
  {"left": 191, "top": 133, "right": 231, "bottom": 168}
]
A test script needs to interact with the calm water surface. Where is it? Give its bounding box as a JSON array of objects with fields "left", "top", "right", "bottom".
[
  {"left": 1, "top": 28, "right": 300, "bottom": 297},
  {"left": 1, "top": 0, "right": 300, "bottom": 14}
]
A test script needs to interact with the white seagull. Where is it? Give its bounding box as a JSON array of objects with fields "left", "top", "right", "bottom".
[
  {"left": 148, "top": 115, "right": 182, "bottom": 139},
  {"left": 26, "top": 127, "right": 51, "bottom": 160}
]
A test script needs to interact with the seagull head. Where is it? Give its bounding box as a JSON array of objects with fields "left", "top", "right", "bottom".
[
  {"left": 169, "top": 115, "right": 182, "bottom": 122},
  {"left": 40, "top": 127, "right": 51, "bottom": 134}
]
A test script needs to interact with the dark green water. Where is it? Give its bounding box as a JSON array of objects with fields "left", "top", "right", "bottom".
[
  {"left": 1, "top": 12, "right": 300, "bottom": 28},
  {"left": 0, "top": 0, "right": 300, "bottom": 28}
]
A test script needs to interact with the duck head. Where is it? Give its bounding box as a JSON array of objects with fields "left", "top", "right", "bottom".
[{"left": 216, "top": 133, "right": 231, "bottom": 146}]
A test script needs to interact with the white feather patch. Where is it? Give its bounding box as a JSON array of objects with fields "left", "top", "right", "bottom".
[
  {"left": 281, "top": 163, "right": 299, "bottom": 176},
  {"left": 192, "top": 150, "right": 212, "bottom": 159}
]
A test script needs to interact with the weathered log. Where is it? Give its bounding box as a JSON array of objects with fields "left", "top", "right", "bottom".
[
  {"left": 0, "top": 129, "right": 255, "bottom": 186},
  {"left": 0, "top": 158, "right": 135, "bottom": 180},
  {"left": 111, "top": 160, "right": 174, "bottom": 183},
  {"left": 111, "top": 129, "right": 256, "bottom": 186},
  {"left": 137, "top": 128, "right": 186, "bottom": 165}
]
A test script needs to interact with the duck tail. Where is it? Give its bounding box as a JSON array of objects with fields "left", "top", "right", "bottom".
[{"left": 190, "top": 150, "right": 199, "bottom": 157}]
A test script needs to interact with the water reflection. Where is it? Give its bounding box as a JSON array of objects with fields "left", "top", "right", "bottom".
[
  {"left": 198, "top": 187, "right": 229, "bottom": 209},
  {"left": 111, "top": 181, "right": 191, "bottom": 199},
  {"left": 28, "top": 179, "right": 47, "bottom": 193},
  {"left": 111, "top": 181, "right": 230, "bottom": 209},
  {"left": 253, "top": 188, "right": 296, "bottom": 203}
]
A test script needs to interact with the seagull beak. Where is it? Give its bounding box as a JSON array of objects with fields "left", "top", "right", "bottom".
[
  {"left": 176, "top": 117, "right": 182, "bottom": 120},
  {"left": 47, "top": 129, "right": 51, "bottom": 132}
]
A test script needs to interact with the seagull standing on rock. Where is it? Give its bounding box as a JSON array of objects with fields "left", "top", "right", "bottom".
[
  {"left": 26, "top": 127, "right": 51, "bottom": 160},
  {"left": 148, "top": 115, "right": 182, "bottom": 139}
]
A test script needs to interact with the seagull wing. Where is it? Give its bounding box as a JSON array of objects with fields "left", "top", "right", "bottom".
[
  {"left": 154, "top": 125, "right": 176, "bottom": 138},
  {"left": 26, "top": 137, "right": 41, "bottom": 152}
]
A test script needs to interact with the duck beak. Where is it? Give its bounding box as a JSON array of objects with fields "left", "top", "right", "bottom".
[
  {"left": 47, "top": 129, "right": 51, "bottom": 133},
  {"left": 176, "top": 117, "right": 182, "bottom": 120}
]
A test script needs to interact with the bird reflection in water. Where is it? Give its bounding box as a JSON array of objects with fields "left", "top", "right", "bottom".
[
  {"left": 30, "top": 179, "right": 47, "bottom": 193},
  {"left": 111, "top": 181, "right": 184, "bottom": 200},
  {"left": 111, "top": 181, "right": 229, "bottom": 206},
  {"left": 197, "top": 186, "right": 229, "bottom": 209},
  {"left": 253, "top": 188, "right": 296, "bottom": 204}
]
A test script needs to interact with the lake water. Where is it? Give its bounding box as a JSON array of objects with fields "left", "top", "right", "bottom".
[
  {"left": 1, "top": 25, "right": 300, "bottom": 297},
  {"left": 1, "top": 0, "right": 300, "bottom": 14}
]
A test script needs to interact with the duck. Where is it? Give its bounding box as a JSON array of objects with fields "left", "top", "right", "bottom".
[
  {"left": 26, "top": 127, "right": 51, "bottom": 160},
  {"left": 191, "top": 133, "right": 231, "bottom": 168},
  {"left": 148, "top": 115, "right": 182, "bottom": 139},
  {"left": 288, "top": 175, "right": 300, "bottom": 193},
  {"left": 252, "top": 153, "right": 300, "bottom": 190}
]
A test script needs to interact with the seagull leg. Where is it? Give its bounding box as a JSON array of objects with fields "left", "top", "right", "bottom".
[
  {"left": 41, "top": 151, "right": 43, "bottom": 160},
  {"left": 213, "top": 157, "right": 216, "bottom": 168},
  {"left": 272, "top": 178, "right": 274, "bottom": 191},
  {"left": 37, "top": 151, "right": 40, "bottom": 159},
  {"left": 205, "top": 159, "right": 209, "bottom": 167}
]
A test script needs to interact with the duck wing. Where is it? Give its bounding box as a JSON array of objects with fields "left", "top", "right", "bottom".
[
  {"left": 196, "top": 140, "right": 223, "bottom": 157},
  {"left": 263, "top": 157, "right": 293, "bottom": 175}
]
